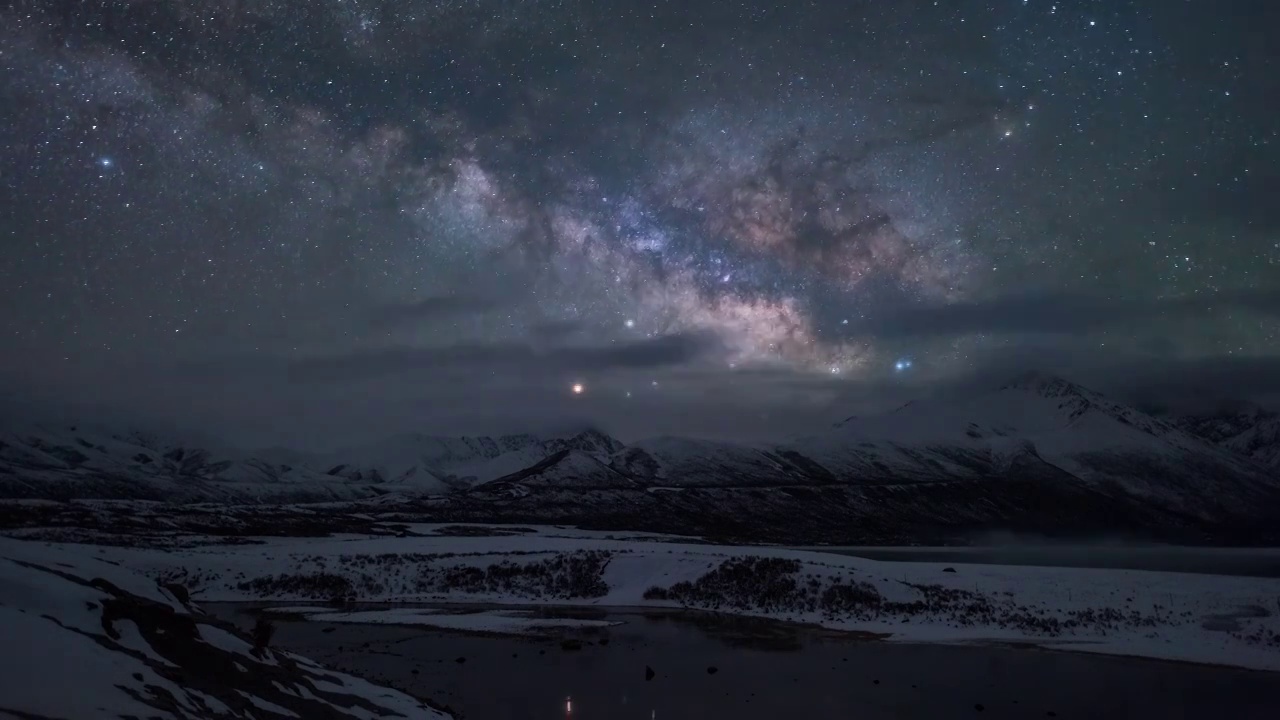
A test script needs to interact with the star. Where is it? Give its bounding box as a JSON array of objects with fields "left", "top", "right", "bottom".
[{"left": 0, "top": 0, "right": 1267, "bottom": 445}]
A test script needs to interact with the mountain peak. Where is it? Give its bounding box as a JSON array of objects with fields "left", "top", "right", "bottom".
[
  {"left": 999, "top": 372, "right": 1098, "bottom": 399},
  {"left": 546, "top": 428, "right": 626, "bottom": 455}
]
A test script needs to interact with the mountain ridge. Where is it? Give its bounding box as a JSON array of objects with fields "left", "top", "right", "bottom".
[{"left": 2, "top": 374, "right": 1278, "bottom": 544}]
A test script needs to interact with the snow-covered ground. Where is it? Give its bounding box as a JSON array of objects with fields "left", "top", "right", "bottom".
[
  {"left": 0, "top": 539, "right": 451, "bottom": 719},
  {"left": 25, "top": 528, "right": 1280, "bottom": 671}
]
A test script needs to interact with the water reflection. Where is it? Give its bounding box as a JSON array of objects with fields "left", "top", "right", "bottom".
[{"left": 207, "top": 603, "right": 1280, "bottom": 720}]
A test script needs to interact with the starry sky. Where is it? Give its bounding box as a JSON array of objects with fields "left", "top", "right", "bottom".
[{"left": 1, "top": 0, "right": 1277, "bottom": 447}]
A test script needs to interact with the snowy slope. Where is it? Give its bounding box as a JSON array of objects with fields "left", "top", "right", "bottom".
[
  {"left": 487, "top": 449, "right": 640, "bottom": 490},
  {"left": 607, "top": 436, "right": 799, "bottom": 487},
  {"left": 1177, "top": 404, "right": 1280, "bottom": 468},
  {"left": 820, "top": 373, "right": 1199, "bottom": 449},
  {"left": 267, "top": 429, "right": 624, "bottom": 494},
  {"left": 0, "top": 538, "right": 451, "bottom": 719}
]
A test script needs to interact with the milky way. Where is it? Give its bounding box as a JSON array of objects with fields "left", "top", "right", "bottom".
[{"left": 1, "top": 1, "right": 1276, "bottom": 443}]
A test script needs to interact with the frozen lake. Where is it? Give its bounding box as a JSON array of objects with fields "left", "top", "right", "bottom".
[{"left": 210, "top": 603, "right": 1280, "bottom": 719}]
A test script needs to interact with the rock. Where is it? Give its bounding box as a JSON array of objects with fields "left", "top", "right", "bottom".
[
  {"left": 706, "top": 666, "right": 719, "bottom": 675},
  {"left": 455, "top": 656, "right": 466, "bottom": 664},
  {"left": 645, "top": 665, "right": 655, "bottom": 681},
  {"left": 974, "top": 703, "right": 985, "bottom": 712},
  {"left": 943, "top": 567, "right": 957, "bottom": 573},
  {"left": 162, "top": 583, "right": 191, "bottom": 605}
]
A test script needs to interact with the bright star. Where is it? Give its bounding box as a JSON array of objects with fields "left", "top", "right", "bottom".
[
  {"left": 571, "top": 383, "right": 584, "bottom": 395},
  {"left": 624, "top": 319, "right": 635, "bottom": 329},
  {"left": 97, "top": 157, "right": 114, "bottom": 169},
  {"left": 894, "top": 359, "right": 913, "bottom": 372}
]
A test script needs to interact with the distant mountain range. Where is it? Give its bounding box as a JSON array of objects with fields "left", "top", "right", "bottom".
[
  {"left": 1173, "top": 403, "right": 1280, "bottom": 469},
  {"left": 2, "top": 373, "right": 1278, "bottom": 544}
]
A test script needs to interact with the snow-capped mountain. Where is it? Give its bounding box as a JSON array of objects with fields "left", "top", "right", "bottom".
[
  {"left": 1174, "top": 403, "right": 1280, "bottom": 469},
  {"left": 1, "top": 375, "right": 1277, "bottom": 543},
  {"left": 450, "top": 374, "right": 1280, "bottom": 543},
  {"left": 0, "top": 422, "right": 367, "bottom": 502},
  {"left": 0, "top": 422, "right": 626, "bottom": 502},
  {"left": 786, "top": 372, "right": 1274, "bottom": 515}
]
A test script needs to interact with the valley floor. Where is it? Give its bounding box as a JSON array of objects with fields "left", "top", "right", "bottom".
[
  {"left": 4, "top": 523, "right": 1280, "bottom": 718},
  {"left": 9, "top": 523, "right": 1280, "bottom": 671}
]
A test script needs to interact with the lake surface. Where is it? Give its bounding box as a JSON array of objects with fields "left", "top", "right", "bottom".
[
  {"left": 209, "top": 603, "right": 1280, "bottom": 719},
  {"left": 794, "top": 545, "right": 1280, "bottom": 577}
]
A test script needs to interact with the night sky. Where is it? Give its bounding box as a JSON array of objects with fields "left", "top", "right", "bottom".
[{"left": 1, "top": 1, "right": 1277, "bottom": 447}]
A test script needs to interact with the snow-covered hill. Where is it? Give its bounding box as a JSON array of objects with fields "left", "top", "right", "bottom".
[{"left": 0, "top": 538, "right": 451, "bottom": 719}]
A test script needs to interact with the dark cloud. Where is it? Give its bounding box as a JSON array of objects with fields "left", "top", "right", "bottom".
[
  {"left": 367, "top": 293, "right": 505, "bottom": 328},
  {"left": 0, "top": 335, "right": 819, "bottom": 450},
  {"left": 528, "top": 319, "right": 585, "bottom": 344},
  {"left": 1096, "top": 356, "right": 1280, "bottom": 406},
  {"left": 877, "top": 343, "right": 1280, "bottom": 413},
  {"left": 840, "top": 291, "right": 1280, "bottom": 339},
  {"left": 287, "top": 331, "right": 727, "bottom": 383}
]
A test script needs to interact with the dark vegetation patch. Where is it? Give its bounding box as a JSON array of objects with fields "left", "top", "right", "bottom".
[
  {"left": 226, "top": 551, "right": 612, "bottom": 601},
  {"left": 420, "top": 551, "right": 611, "bottom": 598},
  {"left": 237, "top": 572, "right": 363, "bottom": 598},
  {"left": 642, "top": 555, "right": 1182, "bottom": 638}
]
